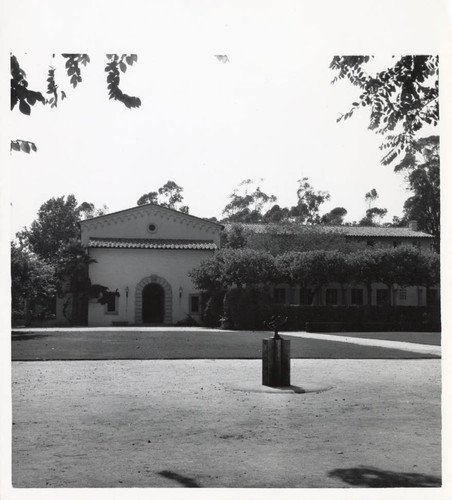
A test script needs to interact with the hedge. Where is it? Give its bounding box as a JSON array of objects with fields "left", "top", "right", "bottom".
[{"left": 200, "top": 288, "right": 440, "bottom": 332}]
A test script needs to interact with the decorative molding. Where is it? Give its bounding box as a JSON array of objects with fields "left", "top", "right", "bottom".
[
  {"left": 81, "top": 204, "right": 222, "bottom": 235},
  {"left": 134, "top": 274, "right": 173, "bottom": 324}
]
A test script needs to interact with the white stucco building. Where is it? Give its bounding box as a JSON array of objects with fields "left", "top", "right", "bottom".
[{"left": 77, "top": 204, "right": 222, "bottom": 327}]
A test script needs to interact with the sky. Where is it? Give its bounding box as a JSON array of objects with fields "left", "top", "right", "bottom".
[{"left": 3, "top": 0, "right": 449, "bottom": 238}]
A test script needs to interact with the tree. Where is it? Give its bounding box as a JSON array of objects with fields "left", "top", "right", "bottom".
[
  {"left": 222, "top": 224, "right": 247, "bottom": 249},
  {"left": 349, "top": 249, "right": 378, "bottom": 305},
  {"left": 240, "top": 222, "right": 361, "bottom": 256},
  {"left": 11, "top": 53, "right": 141, "bottom": 153},
  {"left": 11, "top": 242, "right": 56, "bottom": 325},
  {"left": 262, "top": 204, "right": 290, "bottom": 223},
  {"left": 321, "top": 207, "right": 348, "bottom": 225},
  {"left": 290, "top": 177, "right": 330, "bottom": 223},
  {"left": 16, "top": 195, "right": 108, "bottom": 261},
  {"left": 137, "top": 180, "right": 189, "bottom": 213},
  {"left": 396, "top": 136, "right": 440, "bottom": 251},
  {"left": 359, "top": 207, "right": 388, "bottom": 226},
  {"left": 275, "top": 250, "right": 341, "bottom": 305},
  {"left": 16, "top": 195, "right": 81, "bottom": 261},
  {"left": 14, "top": 195, "right": 111, "bottom": 324},
  {"left": 330, "top": 55, "right": 438, "bottom": 166},
  {"left": 78, "top": 201, "right": 109, "bottom": 220},
  {"left": 365, "top": 189, "right": 378, "bottom": 209},
  {"left": 137, "top": 192, "right": 159, "bottom": 206},
  {"left": 222, "top": 179, "right": 277, "bottom": 222},
  {"left": 190, "top": 248, "right": 276, "bottom": 291}
]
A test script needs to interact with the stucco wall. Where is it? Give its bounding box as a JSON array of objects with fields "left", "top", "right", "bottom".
[
  {"left": 272, "top": 282, "right": 435, "bottom": 307},
  {"left": 80, "top": 205, "right": 222, "bottom": 247},
  {"left": 87, "top": 247, "right": 213, "bottom": 326}
]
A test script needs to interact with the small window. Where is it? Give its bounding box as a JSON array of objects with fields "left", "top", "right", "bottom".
[
  {"left": 273, "top": 288, "right": 286, "bottom": 304},
  {"left": 351, "top": 288, "right": 363, "bottom": 305},
  {"left": 189, "top": 295, "right": 201, "bottom": 314},
  {"left": 427, "top": 289, "right": 439, "bottom": 306},
  {"left": 105, "top": 295, "right": 118, "bottom": 314},
  {"left": 325, "top": 288, "right": 338, "bottom": 306},
  {"left": 300, "top": 288, "right": 313, "bottom": 305},
  {"left": 376, "top": 289, "right": 389, "bottom": 306},
  {"left": 399, "top": 286, "right": 407, "bottom": 300},
  {"left": 148, "top": 223, "right": 157, "bottom": 233}
]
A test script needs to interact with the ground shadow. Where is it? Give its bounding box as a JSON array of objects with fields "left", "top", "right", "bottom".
[
  {"left": 328, "top": 466, "right": 441, "bottom": 487},
  {"left": 158, "top": 470, "right": 201, "bottom": 487},
  {"left": 12, "top": 332, "right": 49, "bottom": 341}
]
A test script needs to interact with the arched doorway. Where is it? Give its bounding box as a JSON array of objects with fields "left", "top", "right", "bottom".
[
  {"left": 135, "top": 275, "right": 173, "bottom": 325},
  {"left": 142, "top": 283, "right": 165, "bottom": 324}
]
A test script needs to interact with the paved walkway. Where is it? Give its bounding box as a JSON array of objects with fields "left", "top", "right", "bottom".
[{"left": 283, "top": 331, "right": 441, "bottom": 356}]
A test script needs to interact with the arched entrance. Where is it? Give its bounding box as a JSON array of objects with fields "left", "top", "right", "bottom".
[
  {"left": 142, "top": 283, "right": 164, "bottom": 323},
  {"left": 135, "top": 275, "right": 173, "bottom": 325}
]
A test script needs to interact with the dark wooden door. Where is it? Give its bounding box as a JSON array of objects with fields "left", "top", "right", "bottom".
[{"left": 142, "top": 283, "right": 164, "bottom": 323}]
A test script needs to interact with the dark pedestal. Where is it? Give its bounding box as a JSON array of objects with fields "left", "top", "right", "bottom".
[{"left": 262, "top": 338, "right": 291, "bottom": 387}]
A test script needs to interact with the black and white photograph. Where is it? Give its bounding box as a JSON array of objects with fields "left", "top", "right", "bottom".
[{"left": 1, "top": 0, "right": 451, "bottom": 498}]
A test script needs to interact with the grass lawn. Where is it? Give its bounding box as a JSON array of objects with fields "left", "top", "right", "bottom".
[{"left": 12, "top": 329, "right": 440, "bottom": 361}]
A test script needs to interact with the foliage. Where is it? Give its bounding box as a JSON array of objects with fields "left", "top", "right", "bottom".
[
  {"left": 365, "top": 188, "right": 378, "bottom": 209},
  {"left": 11, "top": 242, "right": 56, "bottom": 322},
  {"left": 137, "top": 180, "right": 189, "bottom": 213},
  {"left": 330, "top": 55, "right": 438, "bottom": 166},
  {"left": 105, "top": 54, "right": 141, "bottom": 109},
  {"left": 223, "top": 287, "right": 274, "bottom": 330},
  {"left": 222, "top": 179, "right": 277, "bottom": 222},
  {"left": 201, "top": 290, "right": 226, "bottom": 327},
  {"left": 291, "top": 177, "right": 330, "bottom": 223},
  {"left": 17, "top": 195, "right": 81, "bottom": 261},
  {"left": 10, "top": 139, "right": 37, "bottom": 154},
  {"left": 239, "top": 222, "right": 362, "bottom": 256},
  {"left": 359, "top": 207, "right": 388, "bottom": 226},
  {"left": 190, "top": 248, "right": 276, "bottom": 290},
  {"left": 10, "top": 55, "right": 46, "bottom": 116},
  {"left": 275, "top": 250, "right": 346, "bottom": 303},
  {"left": 17, "top": 195, "right": 109, "bottom": 263},
  {"left": 54, "top": 238, "right": 119, "bottom": 325},
  {"left": 222, "top": 224, "right": 247, "bottom": 249},
  {"left": 262, "top": 204, "right": 291, "bottom": 223},
  {"left": 348, "top": 246, "right": 439, "bottom": 305},
  {"left": 221, "top": 177, "right": 332, "bottom": 224},
  {"left": 398, "top": 136, "right": 440, "bottom": 251},
  {"left": 192, "top": 243, "right": 439, "bottom": 328},
  {"left": 11, "top": 53, "right": 141, "bottom": 153},
  {"left": 321, "top": 207, "right": 347, "bottom": 225},
  {"left": 14, "top": 195, "right": 110, "bottom": 324},
  {"left": 78, "top": 201, "right": 109, "bottom": 220}
]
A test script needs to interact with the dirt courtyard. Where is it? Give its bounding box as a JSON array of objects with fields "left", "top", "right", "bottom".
[{"left": 11, "top": 358, "right": 441, "bottom": 488}]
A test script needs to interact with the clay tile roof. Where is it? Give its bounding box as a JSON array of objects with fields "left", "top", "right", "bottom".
[
  {"left": 88, "top": 237, "right": 218, "bottom": 250},
  {"left": 225, "top": 223, "right": 433, "bottom": 239}
]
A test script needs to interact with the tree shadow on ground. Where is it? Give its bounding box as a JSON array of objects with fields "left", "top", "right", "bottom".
[
  {"left": 328, "top": 466, "right": 441, "bottom": 487},
  {"left": 12, "top": 332, "right": 49, "bottom": 341},
  {"left": 157, "top": 470, "right": 200, "bottom": 487}
]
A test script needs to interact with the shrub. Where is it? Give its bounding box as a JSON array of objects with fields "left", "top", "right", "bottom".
[
  {"left": 223, "top": 287, "right": 276, "bottom": 330},
  {"left": 201, "top": 290, "right": 226, "bottom": 327}
]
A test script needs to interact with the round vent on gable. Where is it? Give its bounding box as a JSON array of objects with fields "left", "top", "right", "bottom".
[{"left": 148, "top": 223, "right": 157, "bottom": 233}]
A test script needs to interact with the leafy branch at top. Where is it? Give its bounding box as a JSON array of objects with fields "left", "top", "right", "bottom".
[
  {"left": 330, "top": 55, "right": 439, "bottom": 166},
  {"left": 10, "top": 55, "right": 46, "bottom": 116},
  {"left": 105, "top": 54, "right": 141, "bottom": 109},
  {"left": 11, "top": 53, "right": 142, "bottom": 153}
]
